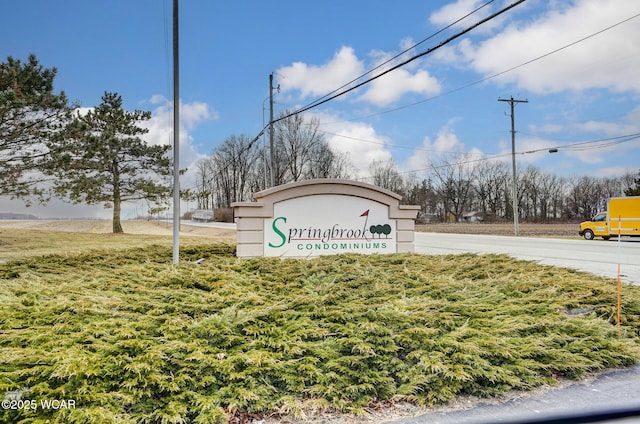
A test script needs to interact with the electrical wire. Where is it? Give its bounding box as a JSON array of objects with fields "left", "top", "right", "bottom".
[
  {"left": 271, "top": 0, "right": 527, "bottom": 126},
  {"left": 356, "top": 132, "right": 640, "bottom": 182},
  {"left": 319, "top": 10, "right": 640, "bottom": 126},
  {"left": 313, "top": 8, "right": 640, "bottom": 180},
  {"left": 237, "top": 1, "right": 523, "bottom": 185},
  {"left": 524, "top": 133, "right": 640, "bottom": 154},
  {"left": 293, "top": 0, "right": 498, "bottom": 114}
]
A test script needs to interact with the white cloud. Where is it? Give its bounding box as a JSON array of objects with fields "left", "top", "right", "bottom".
[
  {"left": 431, "top": 43, "right": 466, "bottom": 66},
  {"left": 181, "top": 102, "right": 219, "bottom": 130},
  {"left": 462, "top": 0, "right": 640, "bottom": 94},
  {"left": 578, "top": 120, "right": 630, "bottom": 136},
  {"left": 278, "top": 43, "right": 442, "bottom": 107},
  {"left": 515, "top": 136, "right": 563, "bottom": 164},
  {"left": 529, "top": 123, "right": 563, "bottom": 134},
  {"left": 73, "top": 106, "right": 93, "bottom": 117},
  {"left": 314, "top": 112, "right": 393, "bottom": 177},
  {"left": 572, "top": 106, "right": 640, "bottom": 136},
  {"left": 140, "top": 96, "right": 214, "bottom": 188},
  {"left": 429, "top": 0, "right": 504, "bottom": 34},
  {"left": 358, "top": 68, "right": 441, "bottom": 106},
  {"left": 326, "top": 126, "right": 393, "bottom": 177},
  {"left": 0, "top": 196, "right": 114, "bottom": 219},
  {"left": 278, "top": 46, "right": 365, "bottom": 99},
  {"left": 404, "top": 125, "right": 477, "bottom": 172},
  {"left": 593, "top": 165, "right": 640, "bottom": 178}
]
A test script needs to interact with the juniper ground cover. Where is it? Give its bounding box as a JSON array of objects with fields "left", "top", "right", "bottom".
[{"left": 1, "top": 229, "right": 639, "bottom": 423}]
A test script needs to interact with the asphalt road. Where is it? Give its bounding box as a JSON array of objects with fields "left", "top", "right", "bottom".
[
  {"left": 196, "top": 222, "right": 640, "bottom": 285},
  {"left": 414, "top": 232, "right": 640, "bottom": 286},
  {"left": 189, "top": 221, "right": 640, "bottom": 285},
  {"left": 391, "top": 365, "right": 640, "bottom": 424}
]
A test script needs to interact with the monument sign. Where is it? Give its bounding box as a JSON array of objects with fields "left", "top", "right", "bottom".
[{"left": 232, "top": 179, "right": 420, "bottom": 258}]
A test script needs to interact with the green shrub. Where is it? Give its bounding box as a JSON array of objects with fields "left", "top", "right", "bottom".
[{"left": 1, "top": 246, "right": 638, "bottom": 423}]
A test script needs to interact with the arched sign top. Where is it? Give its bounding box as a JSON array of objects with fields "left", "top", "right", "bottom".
[
  {"left": 254, "top": 179, "right": 402, "bottom": 205},
  {"left": 233, "top": 179, "right": 419, "bottom": 258}
]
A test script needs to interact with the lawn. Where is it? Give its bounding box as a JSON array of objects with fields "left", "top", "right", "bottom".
[{"left": 1, "top": 229, "right": 639, "bottom": 423}]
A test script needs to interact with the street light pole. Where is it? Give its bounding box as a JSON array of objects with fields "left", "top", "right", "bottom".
[
  {"left": 172, "top": 0, "right": 180, "bottom": 264},
  {"left": 269, "top": 73, "right": 275, "bottom": 187},
  {"left": 499, "top": 96, "right": 527, "bottom": 236}
]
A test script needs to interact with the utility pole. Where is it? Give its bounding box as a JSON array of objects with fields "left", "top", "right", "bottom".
[
  {"left": 498, "top": 96, "right": 527, "bottom": 236},
  {"left": 269, "top": 73, "right": 275, "bottom": 187}
]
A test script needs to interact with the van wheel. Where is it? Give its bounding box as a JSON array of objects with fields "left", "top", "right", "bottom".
[{"left": 583, "top": 229, "right": 594, "bottom": 240}]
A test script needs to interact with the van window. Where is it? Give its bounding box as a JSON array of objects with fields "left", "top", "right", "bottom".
[{"left": 593, "top": 213, "right": 606, "bottom": 222}]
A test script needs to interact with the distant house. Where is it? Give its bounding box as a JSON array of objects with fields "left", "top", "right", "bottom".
[
  {"left": 191, "top": 209, "right": 214, "bottom": 222},
  {"left": 417, "top": 212, "right": 438, "bottom": 224},
  {"left": 462, "top": 211, "right": 483, "bottom": 223}
]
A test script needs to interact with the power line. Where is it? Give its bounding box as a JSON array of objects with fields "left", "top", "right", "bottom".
[
  {"left": 270, "top": 0, "right": 527, "bottom": 126},
  {"left": 209, "top": 4, "right": 639, "bottom": 195},
  {"left": 236, "top": 1, "right": 524, "bottom": 186},
  {"left": 358, "top": 132, "right": 640, "bottom": 183},
  {"left": 316, "top": 128, "right": 475, "bottom": 155},
  {"left": 316, "top": 122, "right": 640, "bottom": 156},
  {"left": 292, "top": 0, "right": 498, "bottom": 114},
  {"left": 319, "top": 10, "right": 640, "bottom": 126},
  {"left": 524, "top": 133, "right": 640, "bottom": 154}
]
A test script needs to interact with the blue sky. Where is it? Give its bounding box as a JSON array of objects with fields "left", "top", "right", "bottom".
[{"left": 2, "top": 0, "right": 640, "bottom": 218}]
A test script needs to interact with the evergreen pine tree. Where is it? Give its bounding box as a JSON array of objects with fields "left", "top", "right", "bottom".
[
  {"left": 0, "top": 54, "right": 70, "bottom": 202},
  {"left": 47, "top": 92, "right": 171, "bottom": 233}
]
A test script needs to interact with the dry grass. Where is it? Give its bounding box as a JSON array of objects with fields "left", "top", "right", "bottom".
[{"left": 0, "top": 220, "right": 235, "bottom": 262}]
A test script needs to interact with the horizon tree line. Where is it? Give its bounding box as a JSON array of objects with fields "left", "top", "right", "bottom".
[
  {"left": 3, "top": 54, "right": 639, "bottom": 230},
  {"left": 195, "top": 139, "right": 639, "bottom": 223}
]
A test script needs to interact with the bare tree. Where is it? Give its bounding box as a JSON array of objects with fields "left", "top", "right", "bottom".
[
  {"left": 270, "top": 111, "right": 352, "bottom": 185},
  {"left": 521, "top": 166, "right": 543, "bottom": 221},
  {"left": 404, "top": 176, "right": 438, "bottom": 213},
  {"left": 623, "top": 169, "right": 640, "bottom": 196},
  {"left": 431, "top": 153, "right": 478, "bottom": 222},
  {"left": 369, "top": 159, "right": 404, "bottom": 194},
  {"left": 194, "top": 158, "right": 214, "bottom": 210},
  {"left": 536, "top": 172, "right": 565, "bottom": 222},
  {"left": 209, "top": 134, "right": 259, "bottom": 208},
  {"left": 306, "top": 143, "right": 352, "bottom": 180},
  {"left": 473, "top": 160, "right": 509, "bottom": 221},
  {"left": 565, "top": 175, "right": 605, "bottom": 219},
  {"left": 600, "top": 176, "right": 624, "bottom": 199},
  {"left": 273, "top": 112, "right": 324, "bottom": 183},
  {"left": 192, "top": 123, "right": 637, "bottom": 223}
]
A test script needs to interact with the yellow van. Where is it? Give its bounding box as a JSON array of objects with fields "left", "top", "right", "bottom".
[{"left": 579, "top": 196, "right": 640, "bottom": 240}]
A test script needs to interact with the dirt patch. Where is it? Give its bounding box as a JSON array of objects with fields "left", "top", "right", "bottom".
[{"left": 417, "top": 222, "right": 580, "bottom": 238}]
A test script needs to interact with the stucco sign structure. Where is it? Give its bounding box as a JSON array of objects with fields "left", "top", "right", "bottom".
[{"left": 232, "top": 179, "right": 420, "bottom": 258}]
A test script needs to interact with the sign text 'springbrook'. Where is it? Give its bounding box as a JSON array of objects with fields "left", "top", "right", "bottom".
[{"left": 269, "top": 214, "right": 391, "bottom": 248}]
